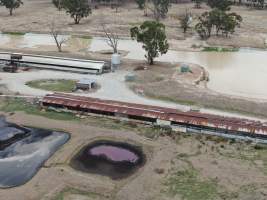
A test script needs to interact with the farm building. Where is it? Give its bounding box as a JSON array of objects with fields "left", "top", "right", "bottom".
[{"left": 0, "top": 53, "right": 106, "bottom": 74}]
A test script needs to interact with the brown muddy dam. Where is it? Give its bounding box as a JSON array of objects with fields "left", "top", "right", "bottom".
[
  {"left": 0, "top": 116, "right": 69, "bottom": 188},
  {"left": 71, "top": 140, "right": 145, "bottom": 179}
]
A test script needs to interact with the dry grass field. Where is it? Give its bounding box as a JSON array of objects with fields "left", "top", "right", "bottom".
[
  {"left": 0, "top": 99, "right": 266, "bottom": 200},
  {"left": 0, "top": 0, "right": 266, "bottom": 48}
]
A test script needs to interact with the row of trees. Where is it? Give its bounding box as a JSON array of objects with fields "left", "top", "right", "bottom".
[
  {"left": 2, "top": 0, "right": 241, "bottom": 65},
  {"left": 0, "top": 0, "right": 90, "bottom": 20},
  {"left": 134, "top": 0, "right": 242, "bottom": 39},
  {"left": 49, "top": 0, "right": 241, "bottom": 63},
  {"left": 52, "top": 0, "right": 172, "bottom": 24},
  {"left": 194, "top": 0, "right": 267, "bottom": 9},
  {"left": 1, "top": 0, "right": 242, "bottom": 39},
  {"left": 130, "top": 1, "right": 243, "bottom": 65},
  {"left": 0, "top": 0, "right": 91, "bottom": 24}
]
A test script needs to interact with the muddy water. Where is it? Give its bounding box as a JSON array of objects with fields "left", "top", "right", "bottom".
[
  {"left": 19, "top": 33, "right": 70, "bottom": 48},
  {"left": 71, "top": 140, "right": 145, "bottom": 179},
  {"left": 89, "top": 38, "right": 267, "bottom": 100},
  {"left": 160, "top": 51, "right": 267, "bottom": 100},
  {"left": 0, "top": 33, "right": 266, "bottom": 100},
  {"left": 0, "top": 34, "right": 10, "bottom": 45},
  {"left": 0, "top": 117, "right": 69, "bottom": 188},
  {"left": 0, "top": 32, "right": 83, "bottom": 49}
]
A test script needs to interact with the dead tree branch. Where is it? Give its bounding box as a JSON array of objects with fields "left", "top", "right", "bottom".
[
  {"left": 49, "top": 21, "right": 68, "bottom": 52},
  {"left": 101, "top": 24, "right": 119, "bottom": 54}
]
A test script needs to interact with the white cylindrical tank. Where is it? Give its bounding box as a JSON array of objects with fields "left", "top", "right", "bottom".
[{"left": 111, "top": 53, "right": 121, "bottom": 65}]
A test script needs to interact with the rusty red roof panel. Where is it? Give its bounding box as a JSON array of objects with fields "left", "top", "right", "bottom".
[{"left": 41, "top": 93, "right": 267, "bottom": 136}]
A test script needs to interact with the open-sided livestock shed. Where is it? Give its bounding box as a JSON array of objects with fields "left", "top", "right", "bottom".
[{"left": 41, "top": 93, "right": 267, "bottom": 140}]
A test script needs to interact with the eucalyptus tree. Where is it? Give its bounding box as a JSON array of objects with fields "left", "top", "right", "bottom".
[
  {"left": 0, "top": 0, "right": 23, "bottom": 16},
  {"left": 62, "top": 0, "right": 92, "bottom": 24},
  {"left": 152, "top": 0, "right": 171, "bottom": 21},
  {"left": 130, "top": 21, "right": 169, "bottom": 65}
]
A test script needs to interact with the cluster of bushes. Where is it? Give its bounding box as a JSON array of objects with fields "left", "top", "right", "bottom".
[
  {"left": 195, "top": 0, "right": 242, "bottom": 39},
  {"left": 134, "top": 0, "right": 243, "bottom": 40}
]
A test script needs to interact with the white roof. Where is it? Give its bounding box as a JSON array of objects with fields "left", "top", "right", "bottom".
[
  {"left": 77, "top": 78, "right": 96, "bottom": 85},
  {"left": 0, "top": 52, "right": 105, "bottom": 71}
]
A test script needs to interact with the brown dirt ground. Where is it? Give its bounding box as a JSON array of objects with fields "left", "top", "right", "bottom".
[
  {"left": 127, "top": 63, "right": 267, "bottom": 117},
  {"left": 0, "top": 1, "right": 266, "bottom": 49},
  {"left": 0, "top": 111, "right": 266, "bottom": 200}
]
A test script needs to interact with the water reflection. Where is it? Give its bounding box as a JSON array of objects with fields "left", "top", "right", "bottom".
[
  {"left": 0, "top": 32, "right": 266, "bottom": 99},
  {"left": 90, "top": 38, "right": 267, "bottom": 100},
  {"left": 0, "top": 117, "right": 69, "bottom": 188},
  {"left": 19, "top": 33, "right": 70, "bottom": 48},
  {"left": 0, "top": 33, "right": 10, "bottom": 45}
]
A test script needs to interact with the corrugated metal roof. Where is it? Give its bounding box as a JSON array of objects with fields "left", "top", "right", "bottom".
[{"left": 41, "top": 93, "right": 267, "bottom": 136}]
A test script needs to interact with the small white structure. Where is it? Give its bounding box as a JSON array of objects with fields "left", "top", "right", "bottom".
[
  {"left": 76, "top": 78, "right": 97, "bottom": 90},
  {"left": 0, "top": 52, "right": 106, "bottom": 74},
  {"left": 111, "top": 53, "right": 121, "bottom": 71}
]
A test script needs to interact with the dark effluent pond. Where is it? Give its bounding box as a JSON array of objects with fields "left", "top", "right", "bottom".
[
  {"left": 71, "top": 140, "right": 145, "bottom": 179},
  {"left": 0, "top": 116, "right": 69, "bottom": 188}
]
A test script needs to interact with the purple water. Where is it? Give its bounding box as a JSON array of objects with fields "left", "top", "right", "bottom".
[
  {"left": 89, "top": 145, "right": 139, "bottom": 163},
  {"left": 71, "top": 140, "right": 145, "bottom": 179}
]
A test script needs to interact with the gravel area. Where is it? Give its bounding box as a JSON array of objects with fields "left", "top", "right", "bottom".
[{"left": 0, "top": 69, "right": 266, "bottom": 122}]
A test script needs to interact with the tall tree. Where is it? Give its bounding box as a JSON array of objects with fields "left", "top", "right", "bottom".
[
  {"left": 62, "top": 0, "right": 91, "bottom": 24},
  {"left": 195, "top": 9, "right": 242, "bottom": 39},
  {"left": 130, "top": 21, "right": 169, "bottom": 65},
  {"left": 151, "top": 0, "right": 171, "bottom": 21},
  {"left": 220, "top": 12, "right": 242, "bottom": 37},
  {"left": 49, "top": 20, "right": 69, "bottom": 52},
  {"left": 256, "top": 0, "right": 265, "bottom": 9},
  {"left": 102, "top": 24, "right": 119, "bottom": 54},
  {"left": 0, "top": 0, "right": 23, "bottom": 16},
  {"left": 179, "top": 10, "right": 192, "bottom": 34},
  {"left": 195, "top": 12, "right": 213, "bottom": 39}
]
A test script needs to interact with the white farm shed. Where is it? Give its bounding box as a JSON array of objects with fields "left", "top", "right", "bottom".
[{"left": 0, "top": 52, "right": 106, "bottom": 74}]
